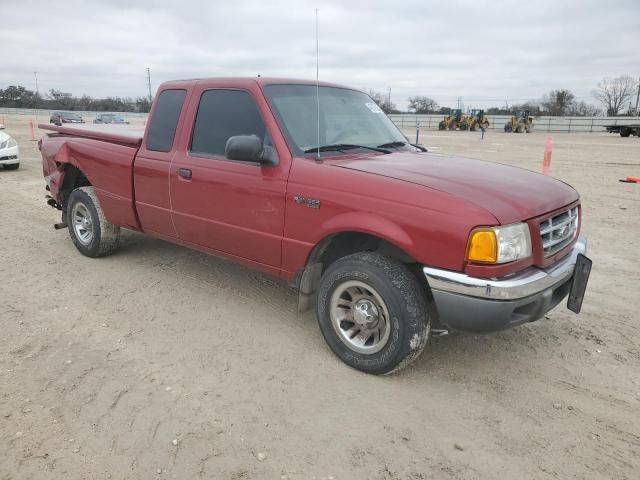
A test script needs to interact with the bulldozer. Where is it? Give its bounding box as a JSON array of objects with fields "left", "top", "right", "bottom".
[
  {"left": 438, "top": 109, "right": 471, "bottom": 131},
  {"left": 467, "top": 109, "right": 490, "bottom": 131},
  {"left": 504, "top": 110, "right": 534, "bottom": 133}
]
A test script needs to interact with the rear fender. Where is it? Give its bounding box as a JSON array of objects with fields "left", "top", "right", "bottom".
[{"left": 40, "top": 134, "right": 140, "bottom": 230}]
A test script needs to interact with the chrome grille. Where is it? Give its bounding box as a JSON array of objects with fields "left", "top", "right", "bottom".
[{"left": 540, "top": 207, "right": 578, "bottom": 257}]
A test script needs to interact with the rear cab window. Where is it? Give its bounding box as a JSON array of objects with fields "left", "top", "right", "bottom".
[{"left": 147, "top": 89, "right": 187, "bottom": 152}]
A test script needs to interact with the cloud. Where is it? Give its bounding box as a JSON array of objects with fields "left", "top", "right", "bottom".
[{"left": 2, "top": 0, "right": 639, "bottom": 109}]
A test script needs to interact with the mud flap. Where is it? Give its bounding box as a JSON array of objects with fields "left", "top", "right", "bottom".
[{"left": 297, "top": 263, "right": 323, "bottom": 312}]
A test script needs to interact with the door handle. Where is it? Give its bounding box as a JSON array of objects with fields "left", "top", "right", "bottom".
[{"left": 177, "top": 168, "right": 192, "bottom": 180}]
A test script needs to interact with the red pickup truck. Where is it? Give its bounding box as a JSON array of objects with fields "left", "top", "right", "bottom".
[{"left": 39, "top": 78, "right": 591, "bottom": 374}]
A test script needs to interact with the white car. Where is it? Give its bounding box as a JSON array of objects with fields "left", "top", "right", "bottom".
[{"left": 0, "top": 131, "right": 19, "bottom": 170}]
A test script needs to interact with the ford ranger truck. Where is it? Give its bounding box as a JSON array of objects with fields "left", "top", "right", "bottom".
[{"left": 39, "top": 78, "right": 592, "bottom": 375}]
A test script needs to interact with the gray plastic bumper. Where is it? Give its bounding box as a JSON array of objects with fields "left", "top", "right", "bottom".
[{"left": 423, "top": 236, "right": 587, "bottom": 332}]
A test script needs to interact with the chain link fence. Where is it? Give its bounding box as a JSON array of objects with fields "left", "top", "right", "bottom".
[{"left": 388, "top": 114, "right": 640, "bottom": 133}]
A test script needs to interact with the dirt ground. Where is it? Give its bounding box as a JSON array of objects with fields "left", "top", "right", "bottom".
[{"left": 1, "top": 114, "right": 639, "bottom": 480}]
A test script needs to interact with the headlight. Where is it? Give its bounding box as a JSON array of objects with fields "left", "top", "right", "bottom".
[
  {"left": 467, "top": 222, "right": 532, "bottom": 264},
  {"left": 7, "top": 138, "right": 17, "bottom": 148}
]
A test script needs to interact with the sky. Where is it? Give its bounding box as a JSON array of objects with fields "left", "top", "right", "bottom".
[{"left": 1, "top": 0, "right": 639, "bottom": 110}]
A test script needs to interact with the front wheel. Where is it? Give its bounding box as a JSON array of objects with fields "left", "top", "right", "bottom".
[
  {"left": 316, "top": 252, "right": 430, "bottom": 374},
  {"left": 67, "top": 186, "right": 120, "bottom": 257}
]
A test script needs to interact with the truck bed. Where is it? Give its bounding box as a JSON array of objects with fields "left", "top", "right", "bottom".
[
  {"left": 39, "top": 123, "right": 143, "bottom": 231},
  {"left": 39, "top": 123, "right": 144, "bottom": 146}
]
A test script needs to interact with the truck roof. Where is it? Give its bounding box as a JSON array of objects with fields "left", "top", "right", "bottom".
[
  {"left": 38, "top": 123, "right": 144, "bottom": 146},
  {"left": 158, "top": 77, "right": 353, "bottom": 91}
]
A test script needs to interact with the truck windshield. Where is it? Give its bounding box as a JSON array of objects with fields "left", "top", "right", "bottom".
[{"left": 264, "top": 84, "right": 407, "bottom": 155}]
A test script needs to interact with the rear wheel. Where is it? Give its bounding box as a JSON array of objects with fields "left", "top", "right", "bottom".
[
  {"left": 620, "top": 127, "right": 631, "bottom": 137},
  {"left": 316, "top": 252, "right": 430, "bottom": 374},
  {"left": 67, "top": 186, "right": 120, "bottom": 257},
  {"left": 504, "top": 123, "right": 512, "bottom": 132}
]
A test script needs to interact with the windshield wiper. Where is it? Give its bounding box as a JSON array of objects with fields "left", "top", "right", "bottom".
[
  {"left": 377, "top": 141, "right": 428, "bottom": 152},
  {"left": 304, "top": 143, "right": 391, "bottom": 154}
]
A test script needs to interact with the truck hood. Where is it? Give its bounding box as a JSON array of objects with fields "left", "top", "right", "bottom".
[{"left": 332, "top": 152, "right": 579, "bottom": 224}]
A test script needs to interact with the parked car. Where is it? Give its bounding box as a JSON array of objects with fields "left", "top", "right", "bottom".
[
  {"left": 94, "top": 113, "right": 130, "bottom": 124},
  {"left": 38, "top": 77, "right": 592, "bottom": 374},
  {"left": 50, "top": 111, "right": 85, "bottom": 125},
  {"left": 0, "top": 131, "right": 19, "bottom": 170}
]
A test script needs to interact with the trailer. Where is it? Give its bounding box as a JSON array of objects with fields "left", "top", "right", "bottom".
[{"left": 604, "top": 124, "right": 640, "bottom": 137}]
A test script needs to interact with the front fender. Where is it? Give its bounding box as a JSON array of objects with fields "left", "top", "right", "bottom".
[{"left": 320, "top": 212, "right": 415, "bottom": 254}]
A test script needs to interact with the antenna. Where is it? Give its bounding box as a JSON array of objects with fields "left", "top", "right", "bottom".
[{"left": 315, "top": 8, "right": 320, "bottom": 161}]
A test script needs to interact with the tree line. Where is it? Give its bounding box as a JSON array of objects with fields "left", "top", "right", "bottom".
[
  {"left": 2, "top": 74, "right": 638, "bottom": 116},
  {"left": 0, "top": 85, "right": 151, "bottom": 113},
  {"left": 371, "top": 75, "right": 639, "bottom": 116}
]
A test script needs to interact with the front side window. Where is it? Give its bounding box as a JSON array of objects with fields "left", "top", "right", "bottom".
[
  {"left": 264, "top": 84, "right": 406, "bottom": 155},
  {"left": 190, "top": 89, "right": 266, "bottom": 158},
  {"left": 147, "top": 89, "right": 186, "bottom": 152}
]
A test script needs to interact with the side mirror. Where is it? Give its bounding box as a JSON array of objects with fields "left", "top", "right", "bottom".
[{"left": 225, "top": 135, "right": 278, "bottom": 166}]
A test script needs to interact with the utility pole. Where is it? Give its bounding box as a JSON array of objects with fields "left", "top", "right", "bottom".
[
  {"left": 34, "top": 72, "right": 39, "bottom": 96},
  {"left": 146, "top": 67, "right": 152, "bottom": 102},
  {"left": 388, "top": 87, "right": 391, "bottom": 111},
  {"left": 634, "top": 76, "right": 640, "bottom": 116}
]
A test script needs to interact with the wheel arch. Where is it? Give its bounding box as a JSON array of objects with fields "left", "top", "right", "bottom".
[
  {"left": 58, "top": 163, "right": 93, "bottom": 215},
  {"left": 296, "top": 226, "right": 422, "bottom": 312}
]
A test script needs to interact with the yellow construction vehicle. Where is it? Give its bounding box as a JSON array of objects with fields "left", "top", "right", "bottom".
[
  {"left": 504, "top": 110, "right": 534, "bottom": 133},
  {"left": 438, "top": 109, "right": 471, "bottom": 131},
  {"left": 468, "top": 109, "right": 490, "bottom": 131}
]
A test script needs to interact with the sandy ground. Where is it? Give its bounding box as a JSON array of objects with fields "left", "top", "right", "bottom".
[{"left": 1, "top": 114, "right": 639, "bottom": 480}]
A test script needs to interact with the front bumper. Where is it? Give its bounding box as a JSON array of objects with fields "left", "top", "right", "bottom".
[
  {"left": 423, "top": 236, "right": 587, "bottom": 332},
  {"left": 0, "top": 145, "right": 19, "bottom": 165}
]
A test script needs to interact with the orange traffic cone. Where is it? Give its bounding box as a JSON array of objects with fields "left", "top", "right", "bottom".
[
  {"left": 619, "top": 176, "right": 640, "bottom": 183},
  {"left": 29, "top": 119, "right": 36, "bottom": 141},
  {"left": 542, "top": 136, "right": 552, "bottom": 175}
]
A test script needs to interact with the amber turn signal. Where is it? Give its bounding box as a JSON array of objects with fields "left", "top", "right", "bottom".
[{"left": 467, "top": 229, "right": 498, "bottom": 263}]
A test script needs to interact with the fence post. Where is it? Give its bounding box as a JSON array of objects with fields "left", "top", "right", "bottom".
[
  {"left": 548, "top": 118, "right": 551, "bottom": 132},
  {"left": 590, "top": 117, "right": 594, "bottom": 133},
  {"left": 568, "top": 118, "right": 572, "bottom": 134}
]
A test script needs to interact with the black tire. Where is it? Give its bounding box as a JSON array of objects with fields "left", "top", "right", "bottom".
[
  {"left": 620, "top": 128, "right": 631, "bottom": 138},
  {"left": 316, "top": 252, "right": 430, "bottom": 375},
  {"left": 67, "top": 186, "right": 120, "bottom": 257},
  {"left": 504, "top": 124, "right": 512, "bottom": 132},
  {"left": 438, "top": 121, "right": 446, "bottom": 131},
  {"left": 3, "top": 163, "right": 19, "bottom": 170}
]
